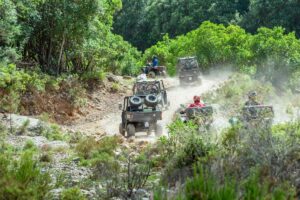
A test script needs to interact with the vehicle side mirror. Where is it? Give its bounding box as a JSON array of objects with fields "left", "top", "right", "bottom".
[{"left": 118, "top": 103, "right": 122, "bottom": 110}]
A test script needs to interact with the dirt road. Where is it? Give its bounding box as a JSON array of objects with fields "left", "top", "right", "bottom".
[{"left": 99, "top": 70, "right": 232, "bottom": 140}]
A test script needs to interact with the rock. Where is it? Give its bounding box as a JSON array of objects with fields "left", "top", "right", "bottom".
[
  {"left": 107, "top": 74, "right": 120, "bottom": 83},
  {"left": 7, "top": 135, "right": 48, "bottom": 148},
  {"left": 132, "top": 189, "right": 151, "bottom": 200},
  {"left": 6, "top": 114, "right": 41, "bottom": 131}
]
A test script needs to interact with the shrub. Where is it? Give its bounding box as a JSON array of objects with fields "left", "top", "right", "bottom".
[
  {"left": 37, "top": 123, "right": 67, "bottom": 141},
  {"left": 39, "top": 153, "right": 52, "bottom": 163},
  {"left": 61, "top": 187, "right": 86, "bottom": 200},
  {"left": 23, "top": 140, "right": 38, "bottom": 151},
  {"left": 0, "top": 151, "right": 51, "bottom": 200},
  {"left": 76, "top": 136, "right": 119, "bottom": 163},
  {"left": 142, "top": 21, "right": 300, "bottom": 85},
  {"left": 111, "top": 82, "right": 120, "bottom": 93},
  {"left": 81, "top": 69, "right": 106, "bottom": 83},
  {"left": 174, "top": 165, "right": 295, "bottom": 200},
  {"left": 16, "top": 119, "right": 30, "bottom": 135}
]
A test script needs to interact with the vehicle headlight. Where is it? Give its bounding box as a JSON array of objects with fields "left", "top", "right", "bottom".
[{"left": 127, "top": 114, "right": 133, "bottom": 119}]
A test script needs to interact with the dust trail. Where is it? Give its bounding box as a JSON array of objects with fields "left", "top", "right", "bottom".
[
  {"left": 267, "top": 96, "right": 300, "bottom": 124},
  {"left": 100, "top": 69, "right": 232, "bottom": 138},
  {"left": 160, "top": 70, "right": 232, "bottom": 135}
]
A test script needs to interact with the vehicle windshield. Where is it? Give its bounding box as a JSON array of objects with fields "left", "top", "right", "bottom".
[
  {"left": 178, "top": 58, "right": 198, "bottom": 70},
  {"left": 134, "top": 81, "right": 161, "bottom": 95}
]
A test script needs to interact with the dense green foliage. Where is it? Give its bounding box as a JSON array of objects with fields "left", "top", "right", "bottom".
[
  {"left": 0, "top": 0, "right": 140, "bottom": 75},
  {"left": 143, "top": 22, "right": 300, "bottom": 87},
  {"left": 0, "top": 149, "right": 51, "bottom": 200},
  {"left": 113, "top": 0, "right": 249, "bottom": 50},
  {"left": 114, "top": 0, "right": 300, "bottom": 51},
  {"left": 152, "top": 119, "right": 298, "bottom": 199},
  {"left": 0, "top": 63, "right": 88, "bottom": 113}
]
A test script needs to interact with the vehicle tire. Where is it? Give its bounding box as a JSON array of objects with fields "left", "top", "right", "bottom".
[
  {"left": 155, "top": 124, "right": 163, "bottom": 136},
  {"left": 126, "top": 124, "right": 136, "bottom": 137},
  {"left": 145, "top": 94, "right": 158, "bottom": 107},
  {"left": 148, "top": 71, "right": 156, "bottom": 78},
  {"left": 129, "top": 96, "right": 143, "bottom": 107},
  {"left": 119, "top": 123, "right": 125, "bottom": 136}
]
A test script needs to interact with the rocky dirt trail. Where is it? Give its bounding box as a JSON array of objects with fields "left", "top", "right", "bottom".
[{"left": 66, "top": 70, "right": 233, "bottom": 141}]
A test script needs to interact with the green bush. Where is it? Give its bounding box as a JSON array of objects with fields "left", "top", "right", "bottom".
[
  {"left": 61, "top": 187, "right": 86, "bottom": 200},
  {"left": 76, "top": 136, "right": 119, "bottom": 165},
  {"left": 0, "top": 151, "right": 51, "bottom": 200},
  {"left": 37, "top": 123, "right": 67, "bottom": 141},
  {"left": 23, "top": 140, "right": 38, "bottom": 151},
  {"left": 81, "top": 69, "right": 106, "bottom": 83},
  {"left": 173, "top": 165, "right": 295, "bottom": 200},
  {"left": 142, "top": 22, "right": 300, "bottom": 85}
]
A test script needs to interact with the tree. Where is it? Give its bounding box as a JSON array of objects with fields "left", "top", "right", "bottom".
[{"left": 113, "top": 0, "right": 250, "bottom": 50}]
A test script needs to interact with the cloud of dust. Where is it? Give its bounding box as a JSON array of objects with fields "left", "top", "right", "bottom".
[
  {"left": 101, "top": 68, "right": 233, "bottom": 137},
  {"left": 100, "top": 63, "right": 300, "bottom": 138},
  {"left": 160, "top": 68, "right": 233, "bottom": 134}
]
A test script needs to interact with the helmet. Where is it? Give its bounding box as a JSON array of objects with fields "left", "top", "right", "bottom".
[
  {"left": 193, "top": 95, "right": 200, "bottom": 103},
  {"left": 248, "top": 91, "right": 257, "bottom": 98}
]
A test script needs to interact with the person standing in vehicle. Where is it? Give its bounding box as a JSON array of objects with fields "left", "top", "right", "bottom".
[
  {"left": 189, "top": 96, "right": 205, "bottom": 108},
  {"left": 245, "top": 91, "right": 260, "bottom": 106},
  {"left": 244, "top": 91, "right": 260, "bottom": 120}
]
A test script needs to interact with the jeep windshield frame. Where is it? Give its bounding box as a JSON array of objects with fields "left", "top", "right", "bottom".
[
  {"left": 133, "top": 80, "right": 165, "bottom": 96},
  {"left": 178, "top": 57, "right": 199, "bottom": 71}
]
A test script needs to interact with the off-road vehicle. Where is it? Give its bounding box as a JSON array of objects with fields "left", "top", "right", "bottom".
[
  {"left": 241, "top": 105, "right": 274, "bottom": 129},
  {"left": 177, "top": 57, "right": 201, "bottom": 85},
  {"left": 179, "top": 105, "right": 214, "bottom": 131},
  {"left": 132, "top": 80, "right": 170, "bottom": 110},
  {"left": 143, "top": 65, "right": 167, "bottom": 78},
  {"left": 119, "top": 96, "right": 163, "bottom": 137}
]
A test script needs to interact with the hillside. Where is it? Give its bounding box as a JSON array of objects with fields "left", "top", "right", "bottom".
[{"left": 1, "top": 0, "right": 300, "bottom": 199}]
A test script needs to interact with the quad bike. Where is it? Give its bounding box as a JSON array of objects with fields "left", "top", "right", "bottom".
[
  {"left": 179, "top": 105, "right": 213, "bottom": 132},
  {"left": 177, "top": 57, "right": 201, "bottom": 86},
  {"left": 143, "top": 65, "right": 167, "bottom": 79},
  {"left": 132, "top": 80, "right": 170, "bottom": 110},
  {"left": 241, "top": 105, "right": 274, "bottom": 130},
  {"left": 119, "top": 95, "right": 163, "bottom": 137}
]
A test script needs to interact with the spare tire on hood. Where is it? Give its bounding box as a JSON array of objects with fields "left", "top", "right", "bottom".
[
  {"left": 129, "top": 96, "right": 143, "bottom": 107},
  {"left": 145, "top": 94, "right": 158, "bottom": 107}
]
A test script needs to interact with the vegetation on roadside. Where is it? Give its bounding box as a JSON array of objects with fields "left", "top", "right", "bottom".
[
  {"left": 114, "top": 0, "right": 300, "bottom": 51},
  {"left": 0, "top": 149, "right": 51, "bottom": 200},
  {"left": 142, "top": 22, "right": 300, "bottom": 86}
]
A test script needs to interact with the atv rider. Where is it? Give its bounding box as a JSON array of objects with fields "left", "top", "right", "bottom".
[
  {"left": 244, "top": 91, "right": 260, "bottom": 120},
  {"left": 245, "top": 91, "right": 260, "bottom": 106},
  {"left": 152, "top": 56, "right": 159, "bottom": 68},
  {"left": 189, "top": 96, "right": 205, "bottom": 108}
]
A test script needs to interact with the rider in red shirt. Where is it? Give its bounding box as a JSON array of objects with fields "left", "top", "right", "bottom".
[{"left": 188, "top": 96, "right": 205, "bottom": 108}]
